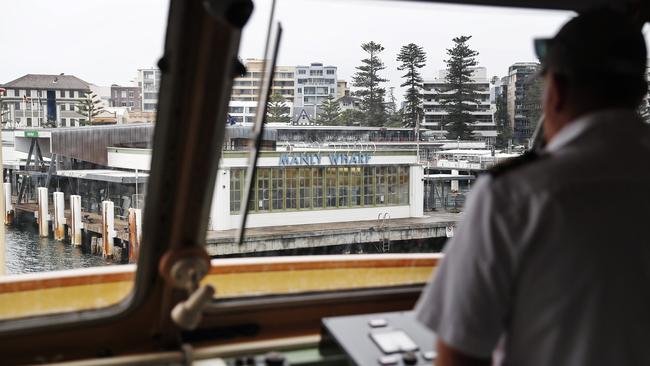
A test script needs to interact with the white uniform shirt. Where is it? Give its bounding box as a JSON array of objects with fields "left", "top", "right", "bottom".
[{"left": 415, "top": 109, "right": 650, "bottom": 365}]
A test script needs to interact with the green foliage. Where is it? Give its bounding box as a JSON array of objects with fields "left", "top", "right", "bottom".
[
  {"left": 494, "top": 93, "right": 511, "bottom": 149},
  {"left": 314, "top": 95, "right": 341, "bottom": 125},
  {"left": 397, "top": 43, "right": 427, "bottom": 128},
  {"left": 385, "top": 108, "right": 405, "bottom": 127},
  {"left": 266, "top": 93, "right": 290, "bottom": 123},
  {"left": 337, "top": 109, "right": 365, "bottom": 126},
  {"left": 352, "top": 41, "right": 388, "bottom": 127},
  {"left": 438, "top": 36, "right": 481, "bottom": 140},
  {"left": 75, "top": 91, "right": 104, "bottom": 126},
  {"left": 385, "top": 87, "right": 403, "bottom": 127}
]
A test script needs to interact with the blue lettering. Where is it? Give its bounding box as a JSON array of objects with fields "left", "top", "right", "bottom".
[
  {"left": 280, "top": 154, "right": 290, "bottom": 166},
  {"left": 315, "top": 153, "right": 322, "bottom": 165},
  {"left": 329, "top": 153, "right": 339, "bottom": 165},
  {"left": 301, "top": 153, "right": 310, "bottom": 165}
]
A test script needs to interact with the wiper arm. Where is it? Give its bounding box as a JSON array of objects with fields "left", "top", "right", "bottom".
[{"left": 236, "top": 11, "right": 282, "bottom": 246}]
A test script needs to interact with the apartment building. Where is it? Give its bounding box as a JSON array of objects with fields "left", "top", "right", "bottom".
[
  {"left": 293, "top": 63, "right": 337, "bottom": 124},
  {"left": 506, "top": 62, "right": 540, "bottom": 143},
  {"left": 0, "top": 74, "right": 90, "bottom": 128},
  {"left": 422, "top": 67, "right": 496, "bottom": 142},
  {"left": 230, "top": 59, "right": 295, "bottom": 103}
]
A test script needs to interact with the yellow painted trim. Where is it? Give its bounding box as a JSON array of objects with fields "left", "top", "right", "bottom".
[
  {"left": 0, "top": 265, "right": 435, "bottom": 320},
  {"left": 0, "top": 281, "right": 133, "bottom": 320}
]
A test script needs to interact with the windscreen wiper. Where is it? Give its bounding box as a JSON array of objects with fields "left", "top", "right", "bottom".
[{"left": 236, "top": 2, "right": 282, "bottom": 246}]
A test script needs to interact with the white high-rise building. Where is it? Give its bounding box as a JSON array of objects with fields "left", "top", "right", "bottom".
[
  {"left": 422, "top": 67, "right": 496, "bottom": 142},
  {"left": 136, "top": 68, "right": 161, "bottom": 112},
  {"left": 293, "top": 63, "right": 338, "bottom": 125}
]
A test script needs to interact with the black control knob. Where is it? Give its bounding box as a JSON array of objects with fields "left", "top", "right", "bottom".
[
  {"left": 265, "top": 352, "right": 286, "bottom": 366},
  {"left": 402, "top": 351, "right": 418, "bottom": 365}
]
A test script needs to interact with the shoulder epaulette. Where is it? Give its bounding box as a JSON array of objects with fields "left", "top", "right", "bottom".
[{"left": 488, "top": 150, "right": 543, "bottom": 178}]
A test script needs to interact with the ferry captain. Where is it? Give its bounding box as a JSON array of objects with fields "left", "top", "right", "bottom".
[{"left": 415, "top": 10, "right": 650, "bottom": 366}]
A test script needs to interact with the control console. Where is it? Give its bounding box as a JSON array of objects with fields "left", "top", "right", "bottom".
[{"left": 320, "top": 311, "right": 436, "bottom": 365}]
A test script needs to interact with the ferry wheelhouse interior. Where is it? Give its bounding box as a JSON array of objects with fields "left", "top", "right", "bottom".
[{"left": 0, "top": 0, "right": 648, "bottom": 365}]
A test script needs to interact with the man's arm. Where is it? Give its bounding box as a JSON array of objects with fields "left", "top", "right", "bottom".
[
  {"left": 436, "top": 340, "right": 491, "bottom": 366},
  {"left": 414, "top": 177, "right": 518, "bottom": 362}
]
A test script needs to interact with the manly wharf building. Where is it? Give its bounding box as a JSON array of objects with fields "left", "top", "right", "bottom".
[{"left": 209, "top": 149, "right": 424, "bottom": 230}]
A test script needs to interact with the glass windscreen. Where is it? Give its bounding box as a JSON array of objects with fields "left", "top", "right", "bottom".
[
  {"left": 200, "top": 0, "right": 592, "bottom": 297},
  {"left": 0, "top": 0, "right": 168, "bottom": 319}
]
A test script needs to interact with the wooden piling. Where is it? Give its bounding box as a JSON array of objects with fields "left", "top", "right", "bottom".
[
  {"left": 102, "top": 201, "right": 115, "bottom": 258},
  {"left": 37, "top": 187, "right": 48, "bottom": 238},
  {"left": 128, "top": 208, "right": 142, "bottom": 263},
  {"left": 53, "top": 192, "right": 65, "bottom": 241},
  {"left": 70, "top": 195, "right": 82, "bottom": 246},
  {"left": 4, "top": 182, "right": 13, "bottom": 225}
]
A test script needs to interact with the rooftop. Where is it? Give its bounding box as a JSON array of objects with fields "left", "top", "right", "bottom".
[{"left": 2, "top": 74, "right": 90, "bottom": 90}]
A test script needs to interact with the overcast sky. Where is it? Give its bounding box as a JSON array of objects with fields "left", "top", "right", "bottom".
[{"left": 1, "top": 0, "right": 648, "bottom": 101}]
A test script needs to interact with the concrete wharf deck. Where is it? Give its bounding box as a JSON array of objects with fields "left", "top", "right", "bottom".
[
  {"left": 205, "top": 213, "right": 461, "bottom": 256},
  {"left": 14, "top": 202, "right": 461, "bottom": 255}
]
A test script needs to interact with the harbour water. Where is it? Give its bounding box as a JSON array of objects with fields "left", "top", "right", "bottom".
[{"left": 4, "top": 223, "right": 113, "bottom": 275}]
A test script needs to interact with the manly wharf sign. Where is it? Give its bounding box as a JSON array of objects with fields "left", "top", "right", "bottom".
[{"left": 279, "top": 152, "right": 373, "bottom": 166}]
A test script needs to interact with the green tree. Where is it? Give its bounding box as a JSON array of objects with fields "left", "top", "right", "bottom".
[
  {"left": 75, "top": 91, "right": 104, "bottom": 126},
  {"left": 266, "top": 93, "right": 290, "bottom": 123},
  {"left": 314, "top": 95, "right": 341, "bottom": 125},
  {"left": 397, "top": 43, "right": 427, "bottom": 128},
  {"left": 337, "top": 109, "right": 365, "bottom": 126},
  {"left": 438, "top": 36, "right": 481, "bottom": 140},
  {"left": 385, "top": 87, "right": 403, "bottom": 127},
  {"left": 353, "top": 41, "right": 388, "bottom": 127},
  {"left": 494, "top": 93, "right": 511, "bottom": 149}
]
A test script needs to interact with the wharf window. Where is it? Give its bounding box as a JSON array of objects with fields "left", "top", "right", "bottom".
[
  {"left": 325, "top": 167, "right": 337, "bottom": 208},
  {"left": 230, "top": 165, "right": 410, "bottom": 214},
  {"left": 350, "top": 167, "right": 362, "bottom": 206},
  {"left": 26, "top": 117, "right": 32, "bottom": 126},
  {"left": 14, "top": 89, "right": 20, "bottom": 97},
  {"left": 376, "top": 166, "right": 387, "bottom": 204},
  {"left": 271, "top": 169, "right": 284, "bottom": 210},
  {"left": 312, "top": 168, "right": 324, "bottom": 208},
  {"left": 326, "top": 69, "right": 335, "bottom": 75},
  {"left": 230, "top": 169, "right": 243, "bottom": 212},
  {"left": 399, "top": 166, "right": 409, "bottom": 204},
  {"left": 286, "top": 168, "right": 298, "bottom": 209},
  {"left": 257, "top": 168, "right": 270, "bottom": 211},
  {"left": 363, "top": 167, "right": 374, "bottom": 205},
  {"left": 299, "top": 168, "right": 311, "bottom": 209},
  {"left": 60, "top": 90, "right": 65, "bottom": 98},
  {"left": 387, "top": 166, "right": 399, "bottom": 205}
]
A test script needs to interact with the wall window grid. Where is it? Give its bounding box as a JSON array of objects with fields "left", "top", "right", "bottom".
[{"left": 230, "top": 165, "right": 410, "bottom": 213}]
